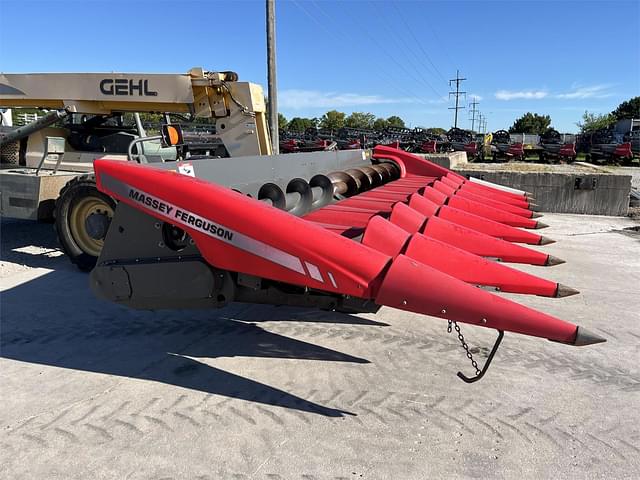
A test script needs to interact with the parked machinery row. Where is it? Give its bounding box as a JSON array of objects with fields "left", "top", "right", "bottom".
[
  {"left": 278, "top": 123, "right": 638, "bottom": 165},
  {"left": 279, "top": 126, "right": 451, "bottom": 155},
  {"left": 577, "top": 128, "right": 636, "bottom": 164}
]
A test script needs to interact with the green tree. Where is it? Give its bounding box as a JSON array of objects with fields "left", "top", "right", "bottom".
[
  {"left": 373, "top": 118, "right": 389, "bottom": 130},
  {"left": 278, "top": 113, "right": 288, "bottom": 130},
  {"left": 319, "top": 110, "right": 346, "bottom": 131},
  {"left": 386, "top": 115, "right": 405, "bottom": 128},
  {"left": 611, "top": 97, "right": 640, "bottom": 120},
  {"left": 344, "top": 112, "right": 376, "bottom": 129},
  {"left": 576, "top": 111, "right": 616, "bottom": 132},
  {"left": 287, "top": 117, "right": 317, "bottom": 132},
  {"left": 508, "top": 112, "right": 551, "bottom": 134},
  {"left": 426, "top": 127, "right": 447, "bottom": 135}
]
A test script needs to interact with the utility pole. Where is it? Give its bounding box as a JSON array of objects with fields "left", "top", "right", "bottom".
[
  {"left": 266, "top": 0, "right": 279, "bottom": 154},
  {"left": 469, "top": 97, "right": 479, "bottom": 132},
  {"left": 448, "top": 70, "right": 466, "bottom": 128}
]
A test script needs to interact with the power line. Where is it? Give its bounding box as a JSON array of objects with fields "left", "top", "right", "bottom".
[
  {"left": 479, "top": 114, "right": 487, "bottom": 134},
  {"left": 390, "top": 2, "right": 449, "bottom": 86},
  {"left": 310, "top": 0, "right": 444, "bottom": 103},
  {"left": 369, "top": 1, "right": 446, "bottom": 99},
  {"left": 448, "top": 70, "right": 466, "bottom": 128},
  {"left": 425, "top": 22, "right": 456, "bottom": 73},
  {"left": 469, "top": 97, "right": 479, "bottom": 132},
  {"left": 290, "top": 0, "right": 434, "bottom": 107}
]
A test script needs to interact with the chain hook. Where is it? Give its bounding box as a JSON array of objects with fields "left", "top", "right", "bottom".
[{"left": 447, "top": 321, "right": 505, "bottom": 384}]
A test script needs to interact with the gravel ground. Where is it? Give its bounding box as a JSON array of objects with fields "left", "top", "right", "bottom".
[{"left": 1, "top": 213, "right": 639, "bottom": 479}]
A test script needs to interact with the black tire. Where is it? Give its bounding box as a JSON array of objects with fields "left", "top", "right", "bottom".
[{"left": 54, "top": 174, "right": 116, "bottom": 271}]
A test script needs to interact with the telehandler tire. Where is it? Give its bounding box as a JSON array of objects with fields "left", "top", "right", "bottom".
[{"left": 54, "top": 174, "right": 116, "bottom": 271}]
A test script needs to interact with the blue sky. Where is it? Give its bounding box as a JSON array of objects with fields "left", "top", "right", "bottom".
[{"left": 1, "top": 0, "right": 638, "bottom": 132}]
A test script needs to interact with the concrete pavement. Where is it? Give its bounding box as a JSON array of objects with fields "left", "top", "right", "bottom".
[{"left": 1, "top": 214, "right": 639, "bottom": 479}]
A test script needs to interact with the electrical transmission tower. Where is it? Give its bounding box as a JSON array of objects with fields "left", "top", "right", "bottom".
[
  {"left": 448, "top": 70, "right": 466, "bottom": 128},
  {"left": 479, "top": 114, "right": 487, "bottom": 134},
  {"left": 469, "top": 97, "right": 480, "bottom": 132}
]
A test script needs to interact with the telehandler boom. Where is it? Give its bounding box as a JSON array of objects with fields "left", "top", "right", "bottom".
[{"left": 0, "top": 68, "right": 270, "bottom": 269}]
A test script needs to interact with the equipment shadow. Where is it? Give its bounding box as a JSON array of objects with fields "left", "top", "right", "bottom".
[
  {"left": 0, "top": 268, "right": 389, "bottom": 417},
  {"left": 0, "top": 218, "right": 71, "bottom": 270}
]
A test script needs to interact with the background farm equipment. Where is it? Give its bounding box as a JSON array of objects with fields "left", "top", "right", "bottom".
[
  {"left": 447, "top": 127, "right": 484, "bottom": 161},
  {"left": 539, "top": 129, "right": 576, "bottom": 163},
  {"left": 585, "top": 129, "right": 634, "bottom": 164},
  {"left": 491, "top": 130, "right": 525, "bottom": 161},
  {"left": 278, "top": 130, "right": 337, "bottom": 153},
  {"left": 624, "top": 130, "right": 640, "bottom": 157}
]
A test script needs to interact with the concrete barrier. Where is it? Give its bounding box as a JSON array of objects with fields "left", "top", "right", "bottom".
[
  {"left": 454, "top": 163, "right": 632, "bottom": 216},
  {"left": 417, "top": 151, "right": 467, "bottom": 169}
]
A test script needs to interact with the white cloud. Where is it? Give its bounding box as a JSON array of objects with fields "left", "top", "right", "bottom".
[
  {"left": 279, "top": 89, "right": 412, "bottom": 109},
  {"left": 495, "top": 90, "right": 548, "bottom": 101},
  {"left": 555, "top": 84, "right": 613, "bottom": 99},
  {"left": 469, "top": 94, "right": 483, "bottom": 101},
  {"left": 494, "top": 84, "right": 614, "bottom": 101}
]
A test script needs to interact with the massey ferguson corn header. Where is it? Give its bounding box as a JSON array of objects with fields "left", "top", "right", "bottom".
[
  {"left": 91, "top": 143, "right": 605, "bottom": 382},
  {"left": 1, "top": 68, "right": 605, "bottom": 382}
]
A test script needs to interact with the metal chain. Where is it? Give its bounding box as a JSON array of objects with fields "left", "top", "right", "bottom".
[{"left": 448, "top": 320, "right": 481, "bottom": 377}]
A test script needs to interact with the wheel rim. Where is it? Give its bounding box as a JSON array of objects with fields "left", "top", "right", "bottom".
[{"left": 69, "top": 196, "right": 114, "bottom": 257}]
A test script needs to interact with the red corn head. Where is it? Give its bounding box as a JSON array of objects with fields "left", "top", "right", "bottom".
[
  {"left": 423, "top": 186, "right": 449, "bottom": 206},
  {"left": 437, "top": 206, "right": 551, "bottom": 245},
  {"left": 404, "top": 235, "right": 574, "bottom": 297},
  {"left": 454, "top": 188, "right": 537, "bottom": 218},
  {"left": 375, "top": 255, "right": 587, "bottom": 343},
  {"left": 448, "top": 173, "right": 528, "bottom": 195},
  {"left": 336, "top": 197, "right": 395, "bottom": 213},
  {"left": 408, "top": 193, "right": 440, "bottom": 217},
  {"left": 389, "top": 202, "right": 427, "bottom": 233},
  {"left": 447, "top": 196, "right": 542, "bottom": 229},
  {"left": 440, "top": 175, "right": 462, "bottom": 190},
  {"left": 422, "top": 216, "right": 560, "bottom": 266},
  {"left": 93, "top": 159, "right": 603, "bottom": 348},
  {"left": 361, "top": 215, "right": 410, "bottom": 257},
  {"left": 358, "top": 217, "right": 571, "bottom": 297},
  {"left": 304, "top": 206, "right": 377, "bottom": 227},
  {"left": 418, "top": 187, "right": 553, "bottom": 245},
  {"left": 457, "top": 182, "right": 532, "bottom": 208},
  {"left": 433, "top": 179, "right": 458, "bottom": 197}
]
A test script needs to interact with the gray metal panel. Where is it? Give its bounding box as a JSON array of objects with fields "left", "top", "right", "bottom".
[
  {"left": 149, "top": 149, "right": 372, "bottom": 197},
  {"left": 0, "top": 167, "right": 77, "bottom": 220},
  {"left": 509, "top": 133, "right": 539, "bottom": 145}
]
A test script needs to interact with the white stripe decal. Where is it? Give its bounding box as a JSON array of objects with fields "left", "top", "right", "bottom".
[
  {"left": 305, "top": 262, "right": 323, "bottom": 283},
  {"left": 327, "top": 271, "right": 338, "bottom": 289},
  {"left": 102, "top": 174, "right": 305, "bottom": 275}
]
